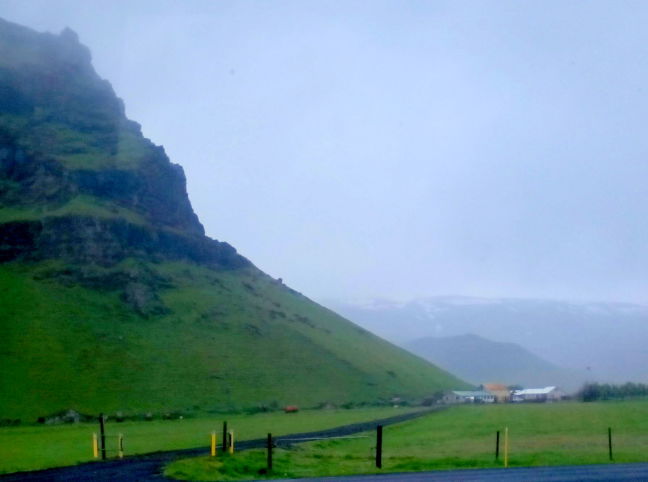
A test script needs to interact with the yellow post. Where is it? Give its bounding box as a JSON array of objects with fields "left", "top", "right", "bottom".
[
  {"left": 92, "top": 433, "right": 99, "bottom": 458},
  {"left": 229, "top": 430, "right": 235, "bottom": 454},
  {"left": 504, "top": 427, "right": 509, "bottom": 468},
  {"left": 211, "top": 431, "right": 217, "bottom": 457},
  {"left": 118, "top": 433, "right": 124, "bottom": 459}
]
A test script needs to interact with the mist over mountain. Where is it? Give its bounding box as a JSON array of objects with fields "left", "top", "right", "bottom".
[
  {"left": 404, "top": 334, "right": 585, "bottom": 391},
  {"left": 4, "top": 2, "right": 648, "bottom": 307},
  {"left": 327, "top": 296, "right": 648, "bottom": 384}
]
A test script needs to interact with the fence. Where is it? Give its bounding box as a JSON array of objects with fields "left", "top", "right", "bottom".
[{"left": 89, "top": 410, "right": 648, "bottom": 476}]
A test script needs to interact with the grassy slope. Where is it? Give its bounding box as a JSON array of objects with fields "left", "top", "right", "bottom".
[
  {"left": 166, "top": 401, "right": 648, "bottom": 480},
  {"left": 0, "top": 261, "right": 466, "bottom": 421},
  {"left": 0, "top": 406, "right": 421, "bottom": 474}
]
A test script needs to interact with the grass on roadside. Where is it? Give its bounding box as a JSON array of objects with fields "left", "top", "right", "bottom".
[
  {"left": 0, "top": 406, "right": 421, "bottom": 475},
  {"left": 165, "top": 401, "right": 648, "bottom": 481}
]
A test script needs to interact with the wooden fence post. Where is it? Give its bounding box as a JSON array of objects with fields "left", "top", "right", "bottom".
[
  {"left": 608, "top": 427, "right": 613, "bottom": 461},
  {"left": 267, "top": 433, "right": 273, "bottom": 472},
  {"left": 222, "top": 421, "right": 228, "bottom": 452},
  {"left": 495, "top": 430, "right": 500, "bottom": 461},
  {"left": 99, "top": 413, "right": 106, "bottom": 460},
  {"left": 376, "top": 425, "right": 383, "bottom": 468}
]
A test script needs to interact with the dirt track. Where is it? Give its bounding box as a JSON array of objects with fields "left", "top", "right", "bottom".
[{"left": 0, "top": 408, "right": 440, "bottom": 481}]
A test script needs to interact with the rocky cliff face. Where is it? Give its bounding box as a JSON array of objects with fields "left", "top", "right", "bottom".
[{"left": 0, "top": 18, "right": 247, "bottom": 270}]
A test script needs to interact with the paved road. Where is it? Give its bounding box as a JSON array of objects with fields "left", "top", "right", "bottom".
[
  {"left": 274, "top": 463, "right": 648, "bottom": 481},
  {"left": 0, "top": 409, "right": 439, "bottom": 481}
]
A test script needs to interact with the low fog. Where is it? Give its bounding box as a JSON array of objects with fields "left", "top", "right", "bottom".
[{"left": 2, "top": 0, "right": 648, "bottom": 305}]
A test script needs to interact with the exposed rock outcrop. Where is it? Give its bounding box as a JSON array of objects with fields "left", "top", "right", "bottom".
[{"left": 0, "top": 18, "right": 248, "bottom": 270}]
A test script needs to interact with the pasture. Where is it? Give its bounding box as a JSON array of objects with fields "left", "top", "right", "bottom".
[
  {"left": 0, "top": 406, "right": 421, "bottom": 475},
  {"left": 165, "top": 401, "right": 648, "bottom": 480}
]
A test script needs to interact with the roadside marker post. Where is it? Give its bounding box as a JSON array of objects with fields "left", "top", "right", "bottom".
[
  {"left": 92, "top": 433, "right": 98, "bottom": 458},
  {"left": 118, "top": 433, "right": 124, "bottom": 459},
  {"left": 211, "top": 431, "right": 217, "bottom": 457},
  {"left": 504, "top": 427, "right": 509, "bottom": 468},
  {"left": 608, "top": 427, "right": 614, "bottom": 461},
  {"left": 267, "top": 433, "right": 273, "bottom": 472},
  {"left": 229, "top": 430, "right": 235, "bottom": 454},
  {"left": 376, "top": 425, "right": 383, "bottom": 468}
]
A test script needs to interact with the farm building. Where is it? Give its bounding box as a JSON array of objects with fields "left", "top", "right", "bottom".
[
  {"left": 483, "top": 383, "right": 511, "bottom": 403},
  {"left": 442, "top": 390, "right": 495, "bottom": 404},
  {"left": 512, "top": 386, "right": 565, "bottom": 402}
]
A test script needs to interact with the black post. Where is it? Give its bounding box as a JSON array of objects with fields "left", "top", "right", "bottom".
[
  {"left": 376, "top": 425, "right": 383, "bottom": 468},
  {"left": 608, "top": 427, "right": 613, "bottom": 461},
  {"left": 99, "top": 413, "right": 106, "bottom": 461},
  {"left": 267, "top": 433, "right": 273, "bottom": 472},
  {"left": 495, "top": 430, "right": 500, "bottom": 461},
  {"left": 222, "top": 421, "right": 228, "bottom": 452}
]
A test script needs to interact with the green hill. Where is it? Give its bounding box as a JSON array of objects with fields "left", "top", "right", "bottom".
[{"left": 0, "top": 17, "right": 466, "bottom": 422}]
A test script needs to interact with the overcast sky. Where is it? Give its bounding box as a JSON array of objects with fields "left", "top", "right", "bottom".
[{"left": 2, "top": 1, "right": 648, "bottom": 304}]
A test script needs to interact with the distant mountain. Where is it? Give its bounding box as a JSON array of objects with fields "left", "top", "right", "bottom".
[
  {"left": 326, "top": 296, "right": 648, "bottom": 384},
  {"left": 404, "top": 334, "right": 585, "bottom": 391},
  {"left": 0, "top": 18, "right": 467, "bottom": 421}
]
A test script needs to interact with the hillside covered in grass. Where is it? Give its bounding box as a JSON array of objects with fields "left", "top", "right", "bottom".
[{"left": 0, "top": 17, "right": 466, "bottom": 422}]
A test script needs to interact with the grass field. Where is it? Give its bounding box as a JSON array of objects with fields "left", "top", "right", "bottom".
[
  {"left": 0, "top": 406, "right": 422, "bottom": 475},
  {"left": 165, "top": 401, "right": 648, "bottom": 481}
]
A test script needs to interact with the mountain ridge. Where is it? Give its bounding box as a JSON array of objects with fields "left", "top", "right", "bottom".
[
  {"left": 404, "top": 333, "right": 584, "bottom": 390},
  {"left": 327, "top": 295, "right": 648, "bottom": 384}
]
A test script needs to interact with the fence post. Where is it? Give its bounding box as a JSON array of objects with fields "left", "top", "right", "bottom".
[
  {"left": 267, "top": 433, "right": 273, "bottom": 472},
  {"left": 495, "top": 430, "right": 500, "bottom": 461},
  {"left": 504, "top": 427, "right": 509, "bottom": 468},
  {"left": 99, "top": 413, "right": 106, "bottom": 461},
  {"left": 211, "top": 431, "right": 217, "bottom": 457},
  {"left": 92, "top": 433, "right": 98, "bottom": 458},
  {"left": 229, "top": 430, "right": 235, "bottom": 454},
  {"left": 376, "top": 425, "right": 383, "bottom": 468},
  {"left": 608, "top": 427, "right": 613, "bottom": 461},
  {"left": 118, "top": 433, "right": 124, "bottom": 459},
  {"left": 222, "top": 421, "right": 228, "bottom": 452}
]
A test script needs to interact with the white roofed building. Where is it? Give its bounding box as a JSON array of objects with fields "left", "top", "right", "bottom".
[{"left": 512, "top": 386, "right": 565, "bottom": 402}]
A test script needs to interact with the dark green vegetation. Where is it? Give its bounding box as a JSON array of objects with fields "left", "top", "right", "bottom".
[
  {"left": 0, "top": 17, "right": 466, "bottom": 423},
  {"left": 405, "top": 334, "right": 582, "bottom": 390},
  {"left": 166, "top": 401, "right": 648, "bottom": 480},
  {"left": 579, "top": 383, "right": 648, "bottom": 402}
]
